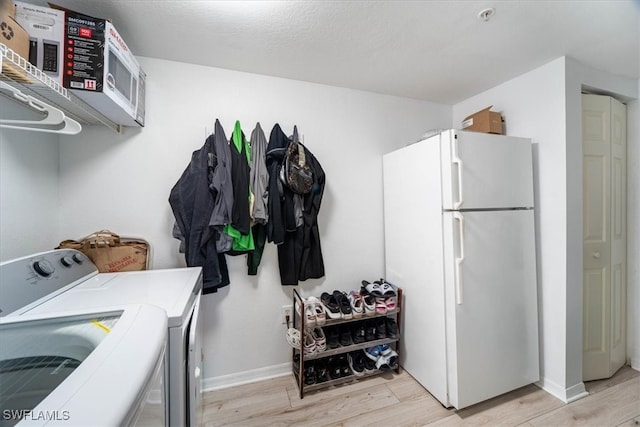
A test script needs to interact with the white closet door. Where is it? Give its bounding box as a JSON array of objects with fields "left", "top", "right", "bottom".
[{"left": 582, "top": 94, "right": 627, "bottom": 381}]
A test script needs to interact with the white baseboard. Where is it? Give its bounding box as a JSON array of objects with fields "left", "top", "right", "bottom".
[
  {"left": 202, "top": 363, "right": 291, "bottom": 392},
  {"left": 632, "top": 356, "right": 640, "bottom": 372},
  {"left": 535, "top": 376, "right": 589, "bottom": 403}
]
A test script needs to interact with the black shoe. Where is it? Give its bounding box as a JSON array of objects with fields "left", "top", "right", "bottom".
[
  {"left": 293, "top": 353, "right": 301, "bottom": 372},
  {"left": 375, "top": 317, "right": 387, "bottom": 339},
  {"left": 304, "top": 361, "right": 316, "bottom": 385},
  {"left": 348, "top": 351, "right": 365, "bottom": 376},
  {"left": 364, "top": 320, "right": 376, "bottom": 341},
  {"left": 339, "top": 325, "right": 353, "bottom": 347},
  {"left": 386, "top": 317, "right": 399, "bottom": 339},
  {"left": 325, "top": 326, "right": 340, "bottom": 349},
  {"left": 321, "top": 292, "right": 341, "bottom": 320},
  {"left": 351, "top": 321, "right": 366, "bottom": 344},
  {"left": 338, "top": 354, "right": 352, "bottom": 377},
  {"left": 333, "top": 290, "right": 353, "bottom": 319},
  {"left": 362, "top": 351, "right": 376, "bottom": 373},
  {"left": 327, "top": 357, "right": 342, "bottom": 379},
  {"left": 315, "top": 359, "right": 329, "bottom": 383}
]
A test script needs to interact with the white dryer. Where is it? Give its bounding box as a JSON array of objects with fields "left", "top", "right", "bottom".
[{"left": 0, "top": 249, "right": 204, "bottom": 427}]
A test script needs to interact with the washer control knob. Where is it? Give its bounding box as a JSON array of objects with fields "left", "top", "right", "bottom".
[
  {"left": 72, "top": 253, "right": 85, "bottom": 264},
  {"left": 60, "top": 256, "right": 74, "bottom": 267},
  {"left": 33, "top": 260, "right": 55, "bottom": 277}
]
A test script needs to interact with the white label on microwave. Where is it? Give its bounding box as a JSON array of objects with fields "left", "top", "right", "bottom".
[{"left": 84, "top": 79, "right": 97, "bottom": 90}]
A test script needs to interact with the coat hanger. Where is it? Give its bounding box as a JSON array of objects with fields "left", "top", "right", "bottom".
[{"left": 0, "top": 81, "right": 82, "bottom": 135}]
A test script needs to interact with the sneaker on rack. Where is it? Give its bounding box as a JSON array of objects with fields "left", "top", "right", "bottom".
[
  {"left": 312, "top": 326, "right": 327, "bottom": 353},
  {"left": 378, "top": 279, "right": 397, "bottom": 297},
  {"left": 364, "top": 319, "right": 376, "bottom": 341},
  {"left": 364, "top": 345, "right": 383, "bottom": 361},
  {"left": 351, "top": 321, "right": 366, "bottom": 344},
  {"left": 325, "top": 326, "right": 340, "bottom": 349},
  {"left": 348, "top": 291, "right": 365, "bottom": 318},
  {"left": 359, "top": 283, "right": 378, "bottom": 316},
  {"left": 327, "top": 357, "right": 342, "bottom": 379},
  {"left": 293, "top": 353, "right": 301, "bottom": 373},
  {"left": 375, "top": 317, "right": 387, "bottom": 339},
  {"left": 362, "top": 280, "right": 383, "bottom": 297},
  {"left": 315, "top": 358, "right": 329, "bottom": 383},
  {"left": 333, "top": 290, "right": 353, "bottom": 320},
  {"left": 361, "top": 292, "right": 376, "bottom": 317},
  {"left": 376, "top": 344, "right": 392, "bottom": 356},
  {"left": 304, "top": 361, "right": 316, "bottom": 385},
  {"left": 338, "top": 354, "right": 352, "bottom": 377},
  {"left": 347, "top": 351, "right": 365, "bottom": 376},
  {"left": 320, "top": 292, "right": 342, "bottom": 319},
  {"left": 376, "top": 350, "right": 398, "bottom": 371},
  {"left": 363, "top": 351, "right": 376, "bottom": 373},
  {"left": 303, "top": 330, "right": 317, "bottom": 356},
  {"left": 339, "top": 325, "right": 353, "bottom": 347},
  {"left": 386, "top": 317, "right": 399, "bottom": 339}
]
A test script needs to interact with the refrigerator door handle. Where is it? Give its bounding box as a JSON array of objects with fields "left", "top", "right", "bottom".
[
  {"left": 454, "top": 212, "right": 465, "bottom": 305},
  {"left": 452, "top": 139, "right": 464, "bottom": 209}
]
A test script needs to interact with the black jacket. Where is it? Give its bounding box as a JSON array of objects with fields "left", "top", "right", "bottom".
[
  {"left": 266, "top": 124, "right": 289, "bottom": 245},
  {"left": 169, "top": 126, "right": 230, "bottom": 294},
  {"left": 266, "top": 124, "right": 326, "bottom": 285}
]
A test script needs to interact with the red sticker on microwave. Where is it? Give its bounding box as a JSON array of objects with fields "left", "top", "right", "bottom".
[{"left": 79, "top": 27, "right": 93, "bottom": 38}]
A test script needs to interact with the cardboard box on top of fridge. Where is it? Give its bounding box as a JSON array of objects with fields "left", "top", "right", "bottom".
[
  {"left": 1, "top": 0, "right": 15, "bottom": 17},
  {"left": 461, "top": 106, "right": 504, "bottom": 135},
  {"left": 14, "top": 1, "right": 65, "bottom": 85},
  {"left": 0, "top": 0, "right": 29, "bottom": 60},
  {"left": 49, "top": 3, "right": 145, "bottom": 127}
]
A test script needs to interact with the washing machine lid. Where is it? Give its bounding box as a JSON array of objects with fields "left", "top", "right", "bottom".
[
  {"left": 0, "top": 304, "right": 167, "bottom": 426},
  {"left": 26, "top": 268, "right": 203, "bottom": 328}
]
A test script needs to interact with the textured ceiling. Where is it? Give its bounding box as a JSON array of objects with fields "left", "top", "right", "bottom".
[{"left": 34, "top": 0, "right": 640, "bottom": 104}]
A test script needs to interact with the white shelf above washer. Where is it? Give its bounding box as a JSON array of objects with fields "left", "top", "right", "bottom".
[{"left": 0, "top": 43, "right": 122, "bottom": 133}]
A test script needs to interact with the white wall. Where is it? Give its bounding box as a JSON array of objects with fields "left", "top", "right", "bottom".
[
  {"left": 57, "top": 57, "right": 451, "bottom": 386},
  {"left": 453, "top": 57, "right": 639, "bottom": 403},
  {"left": 0, "top": 102, "right": 60, "bottom": 261}
]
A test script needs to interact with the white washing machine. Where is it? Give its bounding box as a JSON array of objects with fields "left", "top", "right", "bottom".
[
  {"left": 0, "top": 249, "right": 204, "bottom": 427},
  {"left": 0, "top": 304, "right": 167, "bottom": 426}
]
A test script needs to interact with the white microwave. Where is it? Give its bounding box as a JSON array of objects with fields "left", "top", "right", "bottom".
[{"left": 107, "top": 47, "right": 138, "bottom": 108}]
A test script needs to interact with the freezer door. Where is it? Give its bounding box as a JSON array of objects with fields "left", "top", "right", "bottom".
[
  {"left": 442, "top": 210, "right": 539, "bottom": 409},
  {"left": 440, "top": 130, "right": 534, "bottom": 210}
]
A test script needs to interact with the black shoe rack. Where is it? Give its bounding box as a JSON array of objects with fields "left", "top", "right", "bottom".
[{"left": 290, "top": 287, "right": 402, "bottom": 399}]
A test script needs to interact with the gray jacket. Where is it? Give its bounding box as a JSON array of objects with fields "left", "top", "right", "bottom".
[
  {"left": 250, "top": 122, "right": 269, "bottom": 224},
  {"left": 209, "top": 119, "right": 234, "bottom": 252}
]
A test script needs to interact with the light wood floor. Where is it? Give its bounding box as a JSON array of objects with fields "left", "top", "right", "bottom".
[{"left": 202, "top": 365, "right": 639, "bottom": 426}]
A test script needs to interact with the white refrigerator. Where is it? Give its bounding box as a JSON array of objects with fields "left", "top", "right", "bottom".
[{"left": 383, "top": 129, "right": 539, "bottom": 409}]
